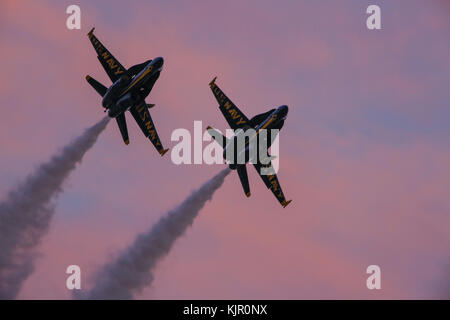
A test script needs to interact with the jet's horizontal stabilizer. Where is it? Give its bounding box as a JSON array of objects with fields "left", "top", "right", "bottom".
[
  {"left": 206, "top": 126, "right": 229, "bottom": 148},
  {"left": 147, "top": 104, "right": 155, "bottom": 109},
  {"left": 86, "top": 75, "right": 107, "bottom": 97}
]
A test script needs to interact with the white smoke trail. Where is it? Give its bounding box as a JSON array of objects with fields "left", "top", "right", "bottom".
[
  {"left": 0, "top": 117, "right": 110, "bottom": 299},
  {"left": 85, "top": 168, "right": 231, "bottom": 300}
]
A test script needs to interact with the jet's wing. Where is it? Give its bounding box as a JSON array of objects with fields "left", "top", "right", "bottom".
[
  {"left": 129, "top": 101, "right": 169, "bottom": 156},
  {"left": 253, "top": 164, "right": 292, "bottom": 208},
  {"left": 87, "top": 28, "right": 127, "bottom": 83},
  {"left": 209, "top": 77, "right": 250, "bottom": 130}
]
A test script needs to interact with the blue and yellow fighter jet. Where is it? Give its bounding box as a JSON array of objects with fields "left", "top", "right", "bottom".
[
  {"left": 207, "top": 77, "right": 292, "bottom": 208},
  {"left": 85, "top": 28, "right": 168, "bottom": 156}
]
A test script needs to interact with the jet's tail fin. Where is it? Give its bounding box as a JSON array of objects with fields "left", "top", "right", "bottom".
[
  {"left": 206, "top": 126, "right": 229, "bottom": 148},
  {"left": 86, "top": 75, "right": 107, "bottom": 97},
  {"left": 237, "top": 165, "right": 251, "bottom": 197}
]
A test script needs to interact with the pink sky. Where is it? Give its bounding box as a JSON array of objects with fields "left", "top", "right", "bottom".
[{"left": 1, "top": 0, "right": 449, "bottom": 299}]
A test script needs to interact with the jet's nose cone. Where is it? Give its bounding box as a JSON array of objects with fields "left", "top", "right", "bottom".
[
  {"left": 152, "top": 57, "right": 164, "bottom": 70},
  {"left": 279, "top": 105, "right": 289, "bottom": 117}
]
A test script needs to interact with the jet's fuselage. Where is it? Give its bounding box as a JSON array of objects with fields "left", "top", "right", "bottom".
[
  {"left": 224, "top": 105, "right": 289, "bottom": 169},
  {"left": 102, "top": 57, "right": 164, "bottom": 118},
  {"left": 254, "top": 105, "right": 288, "bottom": 132}
]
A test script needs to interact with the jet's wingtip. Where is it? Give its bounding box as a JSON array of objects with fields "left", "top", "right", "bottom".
[
  {"left": 209, "top": 76, "right": 217, "bottom": 86},
  {"left": 206, "top": 126, "right": 213, "bottom": 131},
  {"left": 159, "top": 148, "right": 169, "bottom": 156},
  {"left": 246, "top": 192, "right": 251, "bottom": 198},
  {"left": 88, "top": 27, "right": 95, "bottom": 37},
  {"left": 85, "top": 75, "right": 91, "bottom": 81},
  {"left": 124, "top": 139, "right": 130, "bottom": 145},
  {"left": 282, "top": 200, "right": 292, "bottom": 208}
]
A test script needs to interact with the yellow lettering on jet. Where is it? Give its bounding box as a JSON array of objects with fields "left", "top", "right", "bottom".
[
  {"left": 114, "top": 69, "right": 124, "bottom": 75},
  {"left": 150, "top": 130, "right": 158, "bottom": 143},
  {"left": 141, "top": 110, "right": 148, "bottom": 121},
  {"left": 267, "top": 175, "right": 279, "bottom": 191},
  {"left": 145, "top": 121, "right": 153, "bottom": 131},
  {"left": 236, "top": 118, "right": 247, "bottom": 125},
  {"left": 101, "top": 52, "right": 110, "bottom": 60},
  {"left": 212, "top": 86, "right": 226, "bottom": 104},
  {"left": 214, "top": 87, "right": 221, "bottom": 99},
  {"left": 224, "top": 101, "right": 233, "bottom": 110},
  {"left": 228, "top": 108, "right": 246, "bottom": 125},
  {"left": 229, "top": 109, "right": 241, "bottom": 120},
  {"left": 271, "top": 180, "right": 279, "bottom": 191},
  {"left": 106, "top": 58, "right": 117, "bottom": 70}
]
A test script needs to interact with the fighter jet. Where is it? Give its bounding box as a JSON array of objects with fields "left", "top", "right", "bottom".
[
  {"left": 85, "top": 28, "right": 168, "bottom": 156},
  {"left": 207, "top": 77, "right": 292, "bottom": 208}
]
